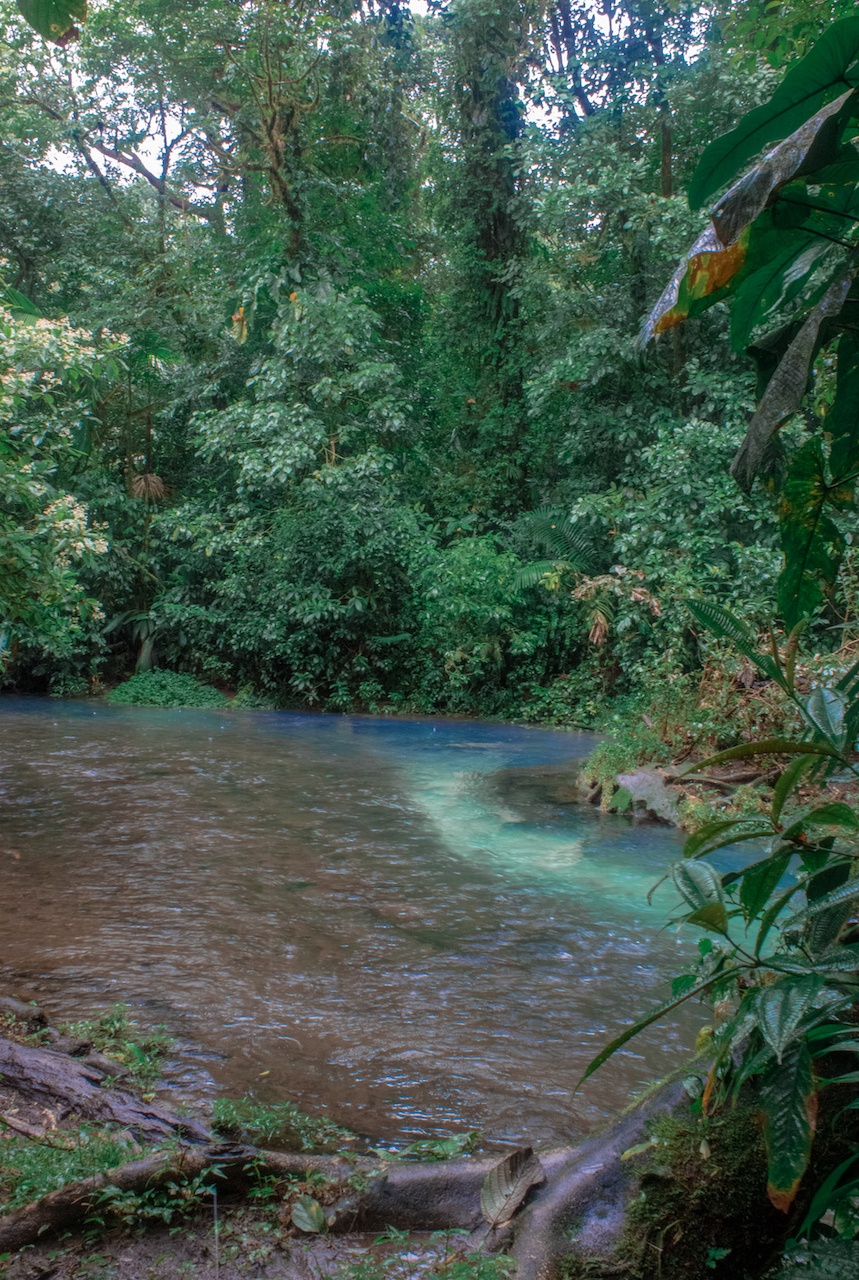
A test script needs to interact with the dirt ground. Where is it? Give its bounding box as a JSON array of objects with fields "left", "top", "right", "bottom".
[{"left": 0, "top": 1219, "right": 448, "bottom": 1280}]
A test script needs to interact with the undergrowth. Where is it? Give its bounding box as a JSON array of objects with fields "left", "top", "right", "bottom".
[
  {"left": 107, "top": 670, "right": 226, "bottom": 709},
  {"left": 774, "top": 1241, "right": 859, "bottom": 1279},
  {"left": 331, "top": 1232, "right": 516, "bottom": 1280},
  {"left": 60, "top": 1004, "right": 171, "bottom": 1089},
  {"left": 0, "top": 1129, "right": 139, "bottom": 1212},
  {"left": 620, "top": 1107, "right": 790, "bottom": 1280},
  {"left": 369, "top": 1132, "right": 482, "bottom": 1162},
  {"left": 211, "top": 1095, "right": 353, "bottom": 1152},
  {"left": 88, "top": 1168, "right": 217, "bottom": 1229}
]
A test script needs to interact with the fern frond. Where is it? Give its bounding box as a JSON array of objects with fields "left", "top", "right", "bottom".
[
  {"left": 519, "top": 507, "right": 595, "bottom": 572},
  {"left": 686, "top": 600, "right": 786, "bottom": 689},
  {"left": 513, "top": 561, "right": 562, "bottom": 591}
]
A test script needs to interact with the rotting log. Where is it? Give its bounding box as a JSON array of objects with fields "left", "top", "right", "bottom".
[{"left": 0, "top": 1036, "right": 209, "bottom": 1143}]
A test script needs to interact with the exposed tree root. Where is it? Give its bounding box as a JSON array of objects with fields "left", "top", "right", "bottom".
[
  {"left": 0, "top": 1036, "right": 209, "bottom": 1143},
  {"left": 0, "top": 1142, "right": 503, "bottom": 1254},
  {"left": 0, "top": 1085, "right": 690, "bottom": 1275},
  {"left": 0, "top": 1005, "right": 823, "bottom": 1280}
]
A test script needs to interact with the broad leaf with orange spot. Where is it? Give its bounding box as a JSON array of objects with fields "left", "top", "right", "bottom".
[{"left": 760, "top": 1040, "right": 818, "bottom": 1212}]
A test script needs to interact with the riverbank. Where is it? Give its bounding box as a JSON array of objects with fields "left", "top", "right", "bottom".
[{"left": 0, "top": 995, "right": 819, "bottom": 1280}]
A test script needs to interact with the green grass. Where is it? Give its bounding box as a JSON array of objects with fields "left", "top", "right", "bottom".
[
  {"left": 212, "top": 1096, "right": 353, "bottom": 1152},
  {"left": 0, "top": 1129, "right": 139, "bottom": 1212}
]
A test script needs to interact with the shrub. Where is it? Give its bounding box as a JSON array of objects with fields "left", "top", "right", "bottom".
[{"left": 107, "top": 669, "right": 226, "bottom": 709}]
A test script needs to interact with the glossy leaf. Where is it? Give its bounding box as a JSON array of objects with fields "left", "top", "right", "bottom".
[
  {"left": 798, "top": 1149, "right": 859, "bottom": 1235},
  {"left": 673, "top": 859, "right": 725, "bottom": 910},
  {"left": 684, "top": 818, "right": 773, "bottom": 861},
  {"left": 756, "top": 975, "right": 825, "bottom": 1061},
  {"left": 728, "top": 228, "right": 834, "bottom": 356},
  {"left": 760, "top": 1041, "right": 818, "bottom": 1212},
  {"left": 740, "top": 852, "right": 791, "bottom": 922},
  {"left": 828, "top": 333, "right": 859, "bottom": 481},
  {"left": 804, "top": 684, "right": 851, "bottom": 751},
  {"left": 685, "top": 901, "right": 730, "bottom": 936},
  {"left": 683, "top": 739, "right": 840, "bottom": 774},
  {"left": 772, "top": 755, "right": 817, "bottom": 825},
  {"left": 786, "top": 801, "right": 859, "bottom": 834},
  {"left": 480, "top": 1147, "right": 546, "bottom": 1227},
  {"left": 756, "top": 882, "right": 805, "bottom": 953},
  {"left": 785, "top": 879, "right": 859, "bottom": 932},
  {"left": 689, "top": 17, "right": 859, "bottom": 209}
]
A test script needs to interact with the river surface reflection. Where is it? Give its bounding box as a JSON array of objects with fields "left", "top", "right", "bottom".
[{"left": 0, "top": 698, "right": 699, "bottom": 1147}]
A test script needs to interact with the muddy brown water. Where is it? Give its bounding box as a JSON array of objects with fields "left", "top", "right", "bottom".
[{"left": 0, "top": 698, "right": 707, "bottom": 1149}]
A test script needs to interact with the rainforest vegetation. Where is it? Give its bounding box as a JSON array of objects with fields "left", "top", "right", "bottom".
[
  {"left": 8, "top": 2, "right": 859, "bottom": 1277},
  {"left": 2, "top": 0, "right": 840, "bottom": 732}
]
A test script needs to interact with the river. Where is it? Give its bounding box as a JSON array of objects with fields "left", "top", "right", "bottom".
[{"left": 0, "top": 698, "right": 700, "bottom": 1148}]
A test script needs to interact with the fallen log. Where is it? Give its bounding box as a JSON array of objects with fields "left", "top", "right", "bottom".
[
  {"left": 0, "top": 1085, "right": 687, "bottom": 1268},
  {"left": 0, "top": 1036, "right": 208, "bottom": 1143}
]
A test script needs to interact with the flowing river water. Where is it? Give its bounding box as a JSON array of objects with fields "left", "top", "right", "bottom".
[{"left": 0, "top": 698, "right": 704, "bottom": 1149}]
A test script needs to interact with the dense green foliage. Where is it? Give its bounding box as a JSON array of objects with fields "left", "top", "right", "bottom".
[
  {"left": 107, "top": 668, "right": 227, "bottom": 708},
  {"left": 2, "top": 0, "right": 808, "bottom": 720},
  {"left": 584, "top": 36, "right": 859, "bottom": 1260}
]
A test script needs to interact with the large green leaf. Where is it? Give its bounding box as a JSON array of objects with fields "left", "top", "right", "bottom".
[
  {"left": 781, "top": 801, "right": 859, "bottom": 841},
  {"left": 673, "top": 859, "right": 725, "bottom": 911},
  {"left": 756, "top": 882, "right": 806, "bottom": 953},
  {"left": 756, "top": 974, "right": 825, "bottom": 1061},
  {"left": 801, "top": 688, "right": 851, "bottom": 751},
  {"left": 685, "top": 901, "right": 731, "bottom": 936},
  {"left": 689, "top": 17, "right": 859, "bottom": 209},
  {"left": 739, "top": 852, "right": 791, "bottom": 922},
  {"left": 291, "top": 1195, "right": 326, "bottom": 1233},
  {"left": 681, "top": 739, "right": 840, "bottom": 775},
  {"left": 785, "top": 878, "right": 859, "bottom": 932},
  {"left": 772, "top": 755, "right": 817, "bottom": 825},
  {"left": 683, "top": 817, "right": 773, "bottom": 861},
  {"left": 0, "top": 286, "right": 40, "bottom": 321},
  {"left": 828, "top": 333, "right": 859, "bottom": 482},
  {"left": 777, "top": 437, "right": 845, "bottom": 627},
  {"left": 16, "top": 0, "right": 86, "bottom": 42},
  {"left": 760, "top": 1041, "right": 817, "bottom": 1211},
  {"left": 729, "top": 226, "right": 838, "bottom": 356},
  {"left": 711, "top": 89, "right": 857, "bottom": 246},
  {"left": 733, "top": 266, "right": 857, "bottom": 490}
]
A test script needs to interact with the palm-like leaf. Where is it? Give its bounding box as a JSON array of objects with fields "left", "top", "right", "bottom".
[{"left": 518, "top": 508, "right": 595, "bottom": 571}]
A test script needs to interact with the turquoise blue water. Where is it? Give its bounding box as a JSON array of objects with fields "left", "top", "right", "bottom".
[{"left": 0, "top": 699, "right": 701, "bottom": 1146}]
